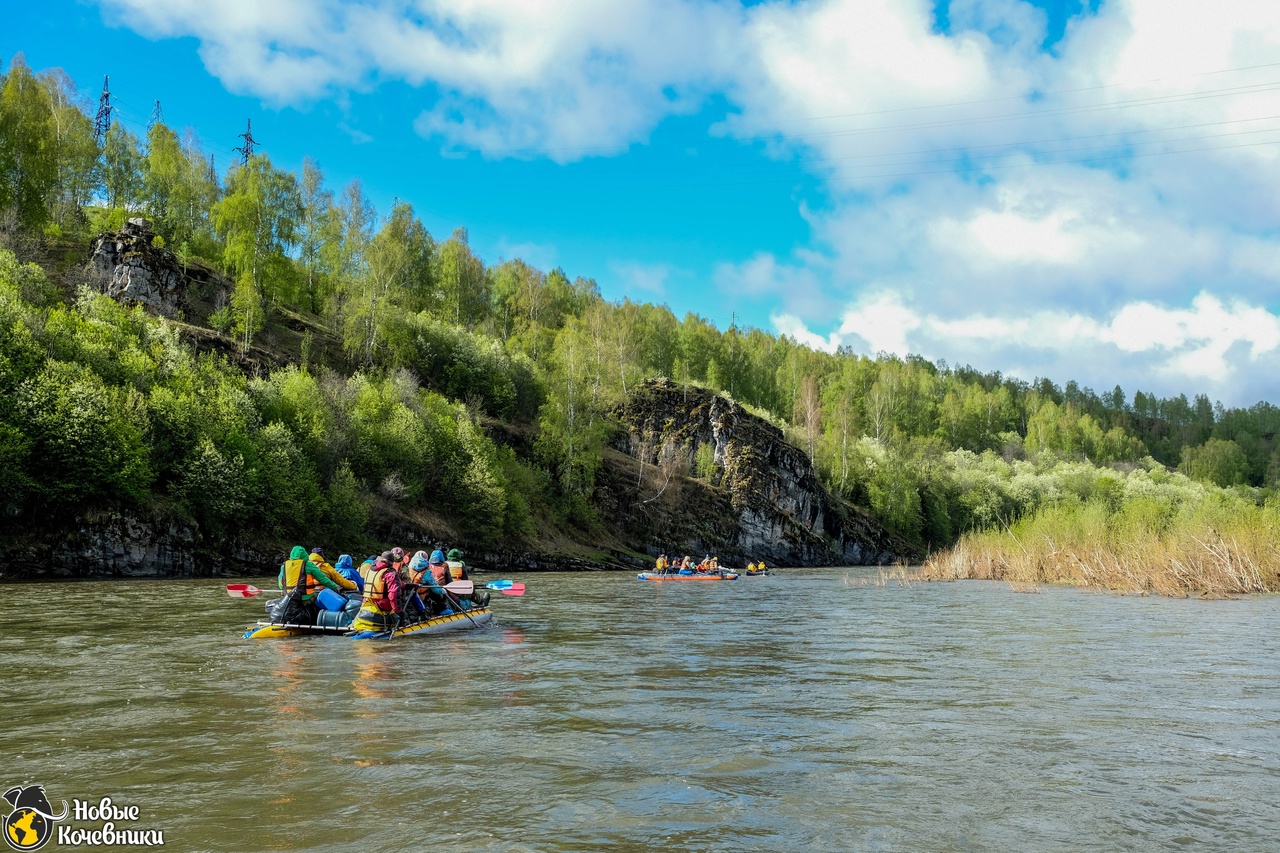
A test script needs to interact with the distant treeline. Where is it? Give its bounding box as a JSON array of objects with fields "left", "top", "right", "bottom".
[{"left": 2, "top": 53, "right": 1277, "bottom": 559}]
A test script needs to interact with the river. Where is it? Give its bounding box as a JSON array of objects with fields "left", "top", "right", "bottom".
[{"left": 2, "top": 568, "right": 1279, "bottom": 851}]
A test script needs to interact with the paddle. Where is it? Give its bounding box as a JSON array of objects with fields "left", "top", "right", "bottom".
[
  {"left": 485, "top": 581, "right": 526, "bottom": 595},
  {"left": 226, "top": 583, "right": 266, "bottom": 598},
  {"left": 439, "top": 586, "right": 482, "bottom": 628}
]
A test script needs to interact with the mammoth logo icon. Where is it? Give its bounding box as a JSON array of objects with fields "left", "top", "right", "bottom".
[{"left": 2, "top": 786, "right": 67, "bottom": 851}]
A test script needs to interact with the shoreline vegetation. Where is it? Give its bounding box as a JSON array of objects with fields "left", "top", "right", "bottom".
[{"left": 922, "top": 493, "right": 1280, "bottom": 597}]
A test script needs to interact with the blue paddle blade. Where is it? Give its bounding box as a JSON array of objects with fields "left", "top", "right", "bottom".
[{"left": 485, "top": 580, "right": 515, "bottom": 589}]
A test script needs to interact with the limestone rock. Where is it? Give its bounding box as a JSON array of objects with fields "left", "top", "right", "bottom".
[
  {"left": 610, "top": 378, "right": 903, "bottom": 567},
  {"left": 89, "top": 224, "right": 185, "bottom": 317}
]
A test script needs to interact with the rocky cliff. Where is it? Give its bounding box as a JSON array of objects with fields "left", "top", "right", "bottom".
[
  {"left": 605, "top": 379, "right": 904, "bottom": 567},
  {"left": 89, "top": 218, "right": 187, "bottom": 316},
  {"left": 0, "top": 511, "right": 274, "bottom": 580}
]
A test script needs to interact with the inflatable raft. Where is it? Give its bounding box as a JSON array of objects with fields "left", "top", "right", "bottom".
[
  {"left": 244, "top": 607, "right": 493, "bottom": 639},
  {"left": 244, "top": 587, "right": 493, "bottom": 639},
  {"left": 637, "top": 571, "right": 739, "bottom": 582}
]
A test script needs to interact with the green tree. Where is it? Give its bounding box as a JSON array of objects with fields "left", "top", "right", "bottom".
[
  {"left": 435, "top": 227, "right": 489, "bottom": 327},
  {"left": 102, "top": 124, "right": 144, "bottom": 211},
  {"left": 211, "top": 154, "right": 302, "bottom": 351},
  {"left": 0, "top": 54, "right": 57, "bottom": 229},
  {"left": 343, "top": 200, "right": 434, "bottom": 364},
  {"left": 538, "top": 320, "right": 609, "bottom": 505},
  {"left": 40, "top": 68, "right": 99, "bottom": 227},
  {"left": 323, "top": 180, "right": 375, "bottom": 322},
  {"left": 1180, "top": 438, "right": 1249, "bottom": 487},
  {"left": 296, "top": 157, "right": 333, "bottom": 314}
]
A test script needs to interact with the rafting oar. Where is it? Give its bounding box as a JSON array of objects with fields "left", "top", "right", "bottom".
[
  {"left": 491, "top": 584, "right": 525, "bottom": 596},
  {"left": 226, "top": 583, "right": 267, "bottom": 598},
  {"left": 433, "top": 578, "right": 486, "bottom": 626}
]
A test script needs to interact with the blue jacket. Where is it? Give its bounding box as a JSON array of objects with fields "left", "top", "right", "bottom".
[{"left": 334, "top": 554, "right": 363, "bottom": 591}]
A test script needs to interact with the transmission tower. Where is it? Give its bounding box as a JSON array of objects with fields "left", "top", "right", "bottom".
[
  {"left": 149, "top": 100, "right": 163, "bottom": 132},
  {"left": 234, "top": 119, "right": 256, "bottom": 165},
  {"left": 207, "top": 154, "right": 217, "bottom": 184},
  {"left": 93, "top": 76, "right": 113, "bottom": 144}
]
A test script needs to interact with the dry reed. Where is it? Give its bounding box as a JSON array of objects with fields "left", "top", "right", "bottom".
[{"left": 922, "top": 500, "right": 1280, "bottom": 597}]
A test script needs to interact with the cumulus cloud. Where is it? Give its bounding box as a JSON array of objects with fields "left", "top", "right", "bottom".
[
  {"left": 93, "top": 0, "right": 1280, "bottom": 403},
  {"left": 98, "top": 0, "right": 743, "bottom": 158},
  {"left": 775, "top": 290, "right": 1280, "bottom": 398}
]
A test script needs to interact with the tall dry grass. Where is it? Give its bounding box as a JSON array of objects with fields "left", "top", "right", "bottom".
[{"left": 923, "top": 495, "right": 1280, "bottom": 596}]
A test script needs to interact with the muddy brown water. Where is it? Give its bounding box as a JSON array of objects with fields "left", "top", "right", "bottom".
[{"left": 2, "top": 568, "right": 1279, "bottom": 851}]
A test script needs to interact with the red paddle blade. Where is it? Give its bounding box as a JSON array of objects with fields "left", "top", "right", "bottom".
[
  {"left": 497, "top": 584, "right": 525, "bottom": 596},
  {"left": 226, "top": 583, "right": 264, "bottom": 598}
]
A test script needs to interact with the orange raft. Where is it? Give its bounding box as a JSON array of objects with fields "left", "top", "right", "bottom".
[{"left": 637, "top": 571, "right": 739, "bottom": 581}]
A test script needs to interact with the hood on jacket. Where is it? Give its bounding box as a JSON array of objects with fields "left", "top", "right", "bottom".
[
  {"left": 335, "top": 554, "right": 354, "bottom": 570},
  {"left": 289, "top": 545, "right": 308, "bottom": 561}
]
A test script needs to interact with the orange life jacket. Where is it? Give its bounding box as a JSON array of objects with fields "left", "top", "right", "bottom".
[{"left": 364, "top": 567, "right": 397, "bottom": 612}]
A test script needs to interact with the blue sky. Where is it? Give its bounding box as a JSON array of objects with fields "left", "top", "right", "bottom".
[{"left": 7, "top": 0, "right": 1280, "bottom": 407}]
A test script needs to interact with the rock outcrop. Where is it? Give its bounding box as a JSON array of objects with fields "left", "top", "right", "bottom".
[
  {"left": 608, "top": 379, "right": 904, "bottom": 567},
  {"left": 0, "top": 511, "right": 274, "bottom": 580},
  {"left": 89, "top": 218, "right": 185, "bottom": 317}
]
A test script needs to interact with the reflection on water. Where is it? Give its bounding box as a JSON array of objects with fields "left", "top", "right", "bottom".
[{"left": 2, "top": 570, "right": 1280, "bottom": 851}]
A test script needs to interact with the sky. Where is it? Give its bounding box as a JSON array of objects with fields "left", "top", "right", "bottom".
[{"left": 7, "top": 0, "right": 1280, "bottom": 407}]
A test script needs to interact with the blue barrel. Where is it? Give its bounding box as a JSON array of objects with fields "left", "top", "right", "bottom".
[{"left": 316, "top": 587, "right": 346, "bottom": 612}]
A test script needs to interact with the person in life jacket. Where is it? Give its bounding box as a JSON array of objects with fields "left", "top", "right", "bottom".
[
  {"left": 655, "top": 554, "right": 668, "bottom": 573},
  {"left": 357, "top": 556, "right": 378, "bottom": 587},
  {"left": 351, "top": 555, "right": 404, "bottom": 632},
  {"left": 401, "top": 550, "right": 435, "bottom": 619},
  {"left": 309, "top": 547, "right": 358, "bottom": 592},
  {"left": 443, "top": 548, "right": 489, "bottom": 608},
  {"left": 428, "top": 549, "right": 448, "bottom": 581},
  {"left": 445, "top": 548, "right": 469, "bottom": 582},
  {"left": 277, "top": 545, "right": 344, "bottom": 622},
  {"left": 412, "top": 550, "right": 449, "bottom": 615},
  {"left": 334, "top": 554, "right": 364, "bottom": 591},
  {"left": 407, "top": 550, "right": 431, "bottom": 585}
]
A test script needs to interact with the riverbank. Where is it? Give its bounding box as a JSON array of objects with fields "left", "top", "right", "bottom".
[{"left": 921, "top": 497, "right": 1280, "bottom": 596}]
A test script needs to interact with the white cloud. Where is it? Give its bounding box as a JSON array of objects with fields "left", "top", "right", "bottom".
[
  {"left": 93, "top": 0, "right": 1280, "bottom": 403},
  {"left": 99, "top": 0, "right": 743, "bottom": 158},
  {"left": 836, "top": 292, "right": 923, "bottom": 356},
  {"left": 776, "top": 290, "right": 1280, "bottom": 396}
]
